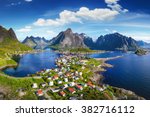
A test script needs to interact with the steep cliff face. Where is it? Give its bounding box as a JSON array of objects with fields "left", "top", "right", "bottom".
[
  {"left": 0, "top": 26, "right": 17, "bottom": 42},
  {"left": 80, "top": 33, "right": 95, "bottom": 49},
  {"left": 95, "top": 33, "right": 139, "bottom": 51},
  {"left": 50, "top": 28, "right": 86, "bottom": 48},
  {"left": 8, "top": 28, "right": 18, "bottom": 40}
]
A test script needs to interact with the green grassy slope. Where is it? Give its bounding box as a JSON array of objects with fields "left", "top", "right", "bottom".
[
  {"left": 0, "top": 38, "right": 33, "bottom": 68},
  {"left": 0, "top": 72, "right": 44, "bottom": 99}
]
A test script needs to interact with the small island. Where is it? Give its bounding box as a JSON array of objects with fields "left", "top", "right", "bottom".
[{"left": 135, "top": 48, "right": 148, "bottom": 55}]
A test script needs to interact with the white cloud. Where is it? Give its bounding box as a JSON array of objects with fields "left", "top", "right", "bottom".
[
  {"left": 76, "top": 7, "right": 119, "bottom": 21},
  {"left": 133, "top": 35, "right": 150, "bottom": 42},
  {"left": 105, "top": 0, "right": 119, "bottom": 4},
  {"left": 105, "top": 0, "right": 128, "bottom": 13},
  {"left": 17, "top": 26, "right": 32, "bottom": 32},
  {"left": 126, "top": 34, "right": 150, "bottom": 42},
  {"left": 25, "top": 0, "right": 32, "bottom": 2},
  {"left": 7, "top": 2, "right": 21, "bottom": 6},
  {"left": 34, "top": 7, "right": 119, "bottom": 27}
]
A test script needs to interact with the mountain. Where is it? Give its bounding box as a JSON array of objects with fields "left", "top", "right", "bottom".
[
  {"left": 0, "top": 26, "right": 17, "bottom": 42},
  {"left": 0, "top": 25, "right": 32, "bottom": 52},
  {"left": 95, "top": 33, "right": 139, "bottom": 51},
  {"left": 49, "top": 28, "right": 139, "bottom": 51},
  {"left": 80, "top": 33, "right": 95, "bottom": 49},
  {"left": 22, "top": 36, "right": 49, "bottom": 49},
  {"left": 0, "top": 25, "right": 32, "bottom": 67},
  {"left": 50, "top": 28, "right": 86, "bottom": 48},
  {"left": 137, "top": 40, "right": 150, "bottom": 48}
]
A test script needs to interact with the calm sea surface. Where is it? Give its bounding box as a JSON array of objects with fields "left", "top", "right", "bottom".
[
  {"left": 102, "top": 53, "right": 150, "bottom": 99},
  {"left": 3, "top": 49, "right": 60, "bottom": 77}
]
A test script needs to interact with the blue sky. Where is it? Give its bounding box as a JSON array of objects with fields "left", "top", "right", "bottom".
[{"left": 0, "top": 0, "right": 150, "bottom": 42}]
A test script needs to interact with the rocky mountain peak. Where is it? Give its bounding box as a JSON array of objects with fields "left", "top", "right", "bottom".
[
  {"left": 96, "top": 33, "right": 138, "bottom": 51},
  {"left": 8, "top": 28, "right": 17, "bottom": 40},
  {"left": 64, "top": 28, "right": 73, "bottom": 35},
  {"left": 0, "top": 25, "right": 18, "bottom": 42},
  {"left": 50, "top": 28, "right": 86, "bottom": 48}
]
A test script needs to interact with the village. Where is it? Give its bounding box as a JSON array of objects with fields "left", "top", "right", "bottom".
[{"left": 30, "top": 54, "right": 115, "bottom": 100}]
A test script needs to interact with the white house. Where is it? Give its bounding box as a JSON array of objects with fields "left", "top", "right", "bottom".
[
  {"left": 57, "top": 59, "right": 61, "bottom": 63},
  {"left": 49, "top": 81, "right": 54, "bottom": 86},
  {"left": 51, "top": 88, "right": 60, "bottom": 93},
  {"left": 58, "top": 80, "right": 62, "bottom": 84},
  {"left": 75, "top": 77, "right": 79, "bottom": 80},
  {"left": 58, "top": 72, "right": 63, "bottom": 76},
  {"left": 48, "top": 77, "right": 52, "bottom": 80},
  {"left": 99, "top": 88, "right": 104, "bottom": 92},
  {"left": 84, "top": 84, "right": 87, "bottom": 87},
  {"left": 64, "top": 78, "right": 68, "bottom": 82},
  {"left": 75, "top": 71, "right": 78, "bottom": 75},
  {"left": 54, "top": 68, "right": 58, "bottom": 72},
  {"left": 69, "top": 82, "right": 75, "bottom": 87},
  {"left": 82, "top": 66, "right": 85, "bottom": 69},
  {"left": 79, "top": 72, "right": 83, "bottom": 76},
  {"left": 41, "top": 83, "right": 46, "bottom": 88},
  {"left": 62, "top": 58, "right": 67, "bottom": 63},
  {"left": 46, "top": 69, "right": 51, "bottom": 72},
  {"left": 32, "top": 83, "right": 38, "bottom": 89},
  {"left": 64, "top": 84, "right": 69, "bottom": 88}
]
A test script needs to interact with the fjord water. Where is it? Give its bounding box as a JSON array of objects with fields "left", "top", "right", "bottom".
[
  {"left": 88, "top": 51, "right": 125, "bottom": 58},
  {"left": 102, "top": 53, "right": 150, "bottom": 99},
  {"left": 3, "top": 49, "right": 60, "bottom": 77}
]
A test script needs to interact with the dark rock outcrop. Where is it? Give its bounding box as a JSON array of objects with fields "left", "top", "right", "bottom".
[{"left": 80, "top": 33, "right": 95, "bottom": 49}]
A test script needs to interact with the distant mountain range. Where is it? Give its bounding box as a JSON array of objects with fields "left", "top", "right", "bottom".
[
  {"left": 137, "top": 40, "right": 150, "bottom": 47},
  {"left": 22, "top": 36, "right": 49, "bottom": 49},
  {"left": 22, "top": 28, "right": 149, "bottom": 51}
]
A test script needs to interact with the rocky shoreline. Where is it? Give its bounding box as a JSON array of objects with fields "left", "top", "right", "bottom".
[{"left": 0, "top": 64, "right": 17, "bottom": 70}]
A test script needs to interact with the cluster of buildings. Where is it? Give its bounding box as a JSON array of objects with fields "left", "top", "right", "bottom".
[{"left": 31, "top": 55, "right": 98, "bottom": 99}]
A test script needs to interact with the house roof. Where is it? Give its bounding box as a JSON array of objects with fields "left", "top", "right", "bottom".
[
  {"left": 68, "top": 88, "right": 75, "bottom": 93},
  {"left": 53, "top": 75, "right": 59, "bottom": 79},
  {"left": 37, "top": 89, "right": 43, "bottom": 95},
  {"left": 87, "top": 81, "right": 94, "bottom": 87},
  {"left": 60, "top": 91, "right": 66, "bottom": 96},
  {"left": 76, "top": 84, "right": 82, "bottom": 89}
]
